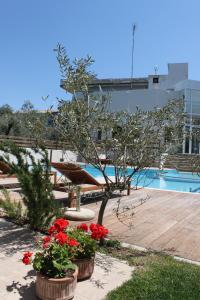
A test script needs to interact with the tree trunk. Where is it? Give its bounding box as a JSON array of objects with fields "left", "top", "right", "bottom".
[{"left": 97, "top": 191, "right": 111, "bottom": 225}]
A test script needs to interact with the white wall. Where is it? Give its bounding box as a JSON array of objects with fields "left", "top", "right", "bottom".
[
  {"left": 174, "top": 80, "right": 200, "bottom": 91},
  {"left": 0, "top": 149, "right": 79, "bottom": 165},
  {"left": 50, "top": 150, "right": 78, "bottom": 163},
  {"left": 107, "top": 89, "right": 181, "bottom": 112}
]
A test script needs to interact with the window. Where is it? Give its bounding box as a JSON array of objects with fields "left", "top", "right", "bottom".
[
  {"left": 153, "top": 77, "right": 159, "bottom": 84},
  {"left": 97, "top": 129, "right": 102, "bottom": 141}
]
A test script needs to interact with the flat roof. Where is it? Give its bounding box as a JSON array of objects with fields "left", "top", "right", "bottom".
[
  {"left": 60, "top": 77, "right": 148, "bottom": 92},
  {"left": 87, "top": 77, "right": 148, "bottom": 85}
]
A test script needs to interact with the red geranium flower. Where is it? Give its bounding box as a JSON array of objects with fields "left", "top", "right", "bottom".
[
  {"left": 103, "top": 228, "right": 108, "bottom": 235},
  {"left": 53, "top": 218, "right": 69, "bottom": 232},
  {"left": 77, "top": 223, "right": 88, "bottom": 232},
  {"left": 22, "top": 256, "right": 31, "bottom": 265},
  {"left": 89, "top": 223, "right": 97, "bottom": 232},
  {"left": 43, "top": 236, "right": 51, "bottom": 244},
  {"left": 90, "top": 224, "right": 108, "bottom": 240},
  {"left": 22, "top": 251, "right": 33, "bottom": 265},
  {"left": 23, "top": 251, "right": 33, "bottom": 257},
  {"left": 67, "top": 238, "right": 79, "bottom": 247},
  {"left": 42, "top": 236, "right": 51, "bottom": 249},
  {"left": 48, "top": 225, "right": 56, "bottom": 235},
  {"left": 55, "top": 231, "right": 68, "bottom": 245},
  {"left": 43, "top": 242, "right": 50, "bottom": 249}
]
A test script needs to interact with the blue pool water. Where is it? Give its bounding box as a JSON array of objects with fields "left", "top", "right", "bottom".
[{"left": 83, "top": 165, "right": 200, "bottom": 193}]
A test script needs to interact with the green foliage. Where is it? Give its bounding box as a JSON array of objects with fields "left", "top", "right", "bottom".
[
  {"left": 105, "top": 255, "right": 200, "bottom": 300},
  {"left": 19, "top": 100, "right": 58, "bottom": 142},
  {"left": 0, "top": 104, "right": 20, "bottom": 136},
  {"left": 33, "top": 243, "right": 76, "bottom": 278},
  {"left": 0, "top": 143, "right": 60, "bottom": 230},
  {"left": 68, "top": 229, "right": 97, "bottom": 259},
  {"left": 0, "top": 101, "right": 59, "bottom": 142},
  {"left": 55, "top": 43, "right": 96, "bottom": 95},
  {"left": 0, "top": 189, "right": 24, "bottom": 222},
  {"left": 104, "top": 239, "right": 121, "bottom": 249}
]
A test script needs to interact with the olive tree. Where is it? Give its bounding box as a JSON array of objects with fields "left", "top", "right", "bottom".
[
  {"left": 53, "top": 44, "right": 184, "bottom": 225},
  {"left": 0, "top": 104, "right": 20, "bottom": 136}
]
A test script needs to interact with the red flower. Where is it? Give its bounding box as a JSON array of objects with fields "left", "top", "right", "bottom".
[
  {"left": 22, "top": 251, "right": 33, "bottom": 265},
  {"left": 89, "top": 223, "right": 97, "bottom": 232},
  {"left": 89, "top": 224, "right": 108, "bottom": 240},
  {"left": 77, "top": 223, "right": 88, "bottom": 232},
  {"left": 67, "top": 238, "right": 79, "bottom": 247},
  {"left": 22, "top": 256, "right": 31, "bottom": 265},
  {"left": 23, "top": 251, "right": 33, "bottom": 257},
  {"left": 102, "top": 228, "right": 108, "bottom": 235},
  {"left": 43, "top": 236, "right": 51, "bottom": 243},
  {"left": 42, "top": 236, "right": 51, "bottom": 249},
  {"left": 53, "top": 218, "right": 69, "bottom": 232},
  {"left": 55, "top": 231, "right": 68, "bottom": 245},
  {"left": 43, "top": 242, "right": 50, "bottom": 249},
  {"left": 48, "top": 225, "right": 56, "bottom": 235}
]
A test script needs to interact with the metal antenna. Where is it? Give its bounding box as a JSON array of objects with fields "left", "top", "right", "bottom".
[
  {"left": 154, "top": 65, "right": 158, "bottom": 75},
  {"left": 131, "top": 23, "right": 137, "bottom": 81}
]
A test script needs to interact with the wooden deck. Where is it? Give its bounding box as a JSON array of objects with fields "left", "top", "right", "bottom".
[
  {"left": 83, "top": 189, "right": 200, "bottom": 262},
  {"left": 2, "top": 184, "right": 200, "bottom": 262}
]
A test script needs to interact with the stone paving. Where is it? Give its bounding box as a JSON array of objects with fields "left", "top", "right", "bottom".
[{"left": 0, "top": 218, "right": 134, "bottom": 300}]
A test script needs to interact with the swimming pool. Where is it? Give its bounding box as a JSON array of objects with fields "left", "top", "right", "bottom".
[{"left": 83, "top": 165, "right": 200, "bottom": 193}]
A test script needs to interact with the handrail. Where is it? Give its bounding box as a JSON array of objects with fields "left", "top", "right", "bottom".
[{"left": 0, "top": 135, "right": 74, "bottom": 150}]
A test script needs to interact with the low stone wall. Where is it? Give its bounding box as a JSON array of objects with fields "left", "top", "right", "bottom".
[{"left": 164, "top": 154, "right": 200, "bottom": 172}]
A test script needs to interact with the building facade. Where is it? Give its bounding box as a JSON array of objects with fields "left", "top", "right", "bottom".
[{"left": 61, "top": 63, "right": 200, "bottom": 154}]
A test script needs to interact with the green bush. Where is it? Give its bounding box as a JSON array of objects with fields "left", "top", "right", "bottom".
[
  {"left": 104, "top": 239, "right": 121, "bottom": 249},
  {"left": 0, "top": 189, "right": 24, "bottom": 223},
  {"left": 0, "top": 143, "right": 61, "bottom": 230}
]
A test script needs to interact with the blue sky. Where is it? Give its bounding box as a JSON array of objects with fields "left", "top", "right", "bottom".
[{"left": 0, "top": 0, "right": 200, "bottom": 109}]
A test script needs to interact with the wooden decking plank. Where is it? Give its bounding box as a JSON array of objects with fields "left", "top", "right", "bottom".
[{"left": 83, "top": 188, "right": 200, "bottom": 261}]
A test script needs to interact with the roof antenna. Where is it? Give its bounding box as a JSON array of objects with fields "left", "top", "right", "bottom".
[
  {"left": 154, "top": 65, "right": 158, "bottom": 75},
  {"left": 131, "top": 23, "right": 137, "bottom": 88}
]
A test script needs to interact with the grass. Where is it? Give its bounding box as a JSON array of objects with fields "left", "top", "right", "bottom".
[{"left": 98, "top": 241, "right": 200, "bottom": 300}]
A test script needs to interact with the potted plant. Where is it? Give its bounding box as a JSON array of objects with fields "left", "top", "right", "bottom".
[
  {"left": 66, "top": 222, "right": 109, "bottom": 280},
  {"left": 22, "top": 218, "right": 79, "bottom": 300}
]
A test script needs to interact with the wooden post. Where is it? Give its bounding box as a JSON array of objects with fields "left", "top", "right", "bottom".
[
  {"left": 76, "top": 186, "right": 81, "bottom": 212},
  {"left": 68, "top": 191, "right": 76, "bottom": 208}
]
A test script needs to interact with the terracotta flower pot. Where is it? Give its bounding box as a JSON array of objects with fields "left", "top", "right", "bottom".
[
  {"left": 35, "top": 267, "right": 78, "bottom": 300},
  {"left": 73, "top": 257, "right": 95, "bottom": 281}
]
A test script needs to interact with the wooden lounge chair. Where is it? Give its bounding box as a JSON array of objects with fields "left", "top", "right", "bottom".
[
  {"left": 51, "top": 162, "right": 106, "bottom": 207},
  {"left": 0, "top": 161, "right": 16, "bottom": 178},
  {"left": 0, "top": 161, "right": 11, "bottom": 174},
  {"left": 0, "top": 177, "right": 20, "bottom": 189},
  {"left": 51, "top": 162, "right": 103, "bottom": 188},
  {"left": 51, "top": 162, "right": 131, "bottom": 197}
]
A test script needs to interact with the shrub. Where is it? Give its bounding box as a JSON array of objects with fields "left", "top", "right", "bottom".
[
  {"left": 0, "top": 189, "right": 25, "bottom": 223},
  {"left": 0, "top": 143, "right": 61, "bottom": 230}
]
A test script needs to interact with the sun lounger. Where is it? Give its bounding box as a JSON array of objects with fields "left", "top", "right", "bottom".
[
  {"left": 0, "top": 161, "right": 11, "bottom": 174},
  {"left": 0, "top": 177, "right": 20, "bottom": 189},
  {"left": 51, "top": 162, "right": 106, "bottom": 201},
  {"left": 0, "top": 161, "right": 19, "bottom": 180},
  {"left": 51, "top": 162, "right": 131, "bottom": 192},
  {"left": 51, "top": 162, "right": 103, "bottom": 186}
]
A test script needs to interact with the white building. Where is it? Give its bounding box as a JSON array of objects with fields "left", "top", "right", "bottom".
[{"left": 61, "top": 63, "right": 200, "bottom": 154}]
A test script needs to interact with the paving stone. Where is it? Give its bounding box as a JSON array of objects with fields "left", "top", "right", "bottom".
[{"left": 0, "top": 218, "right": 134, "bottom": 300}]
